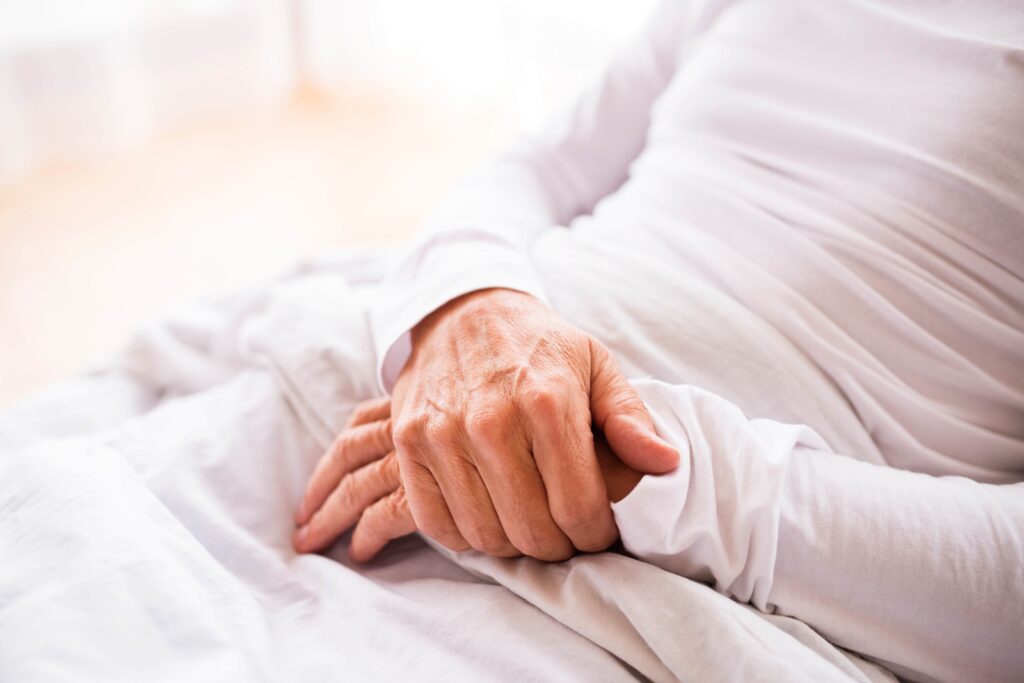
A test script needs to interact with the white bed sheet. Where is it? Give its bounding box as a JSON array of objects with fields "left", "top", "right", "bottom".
[{"left": 0, "top": 249, "right": 895, "bottom": 682}]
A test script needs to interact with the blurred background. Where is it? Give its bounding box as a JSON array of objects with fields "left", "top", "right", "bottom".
[{"left": 0, "top": 0, "right": 657, "bottom": 407}]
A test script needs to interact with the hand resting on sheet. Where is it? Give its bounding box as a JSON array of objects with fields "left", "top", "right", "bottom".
[
  {"left": 293, "top": 395, "right": 644, "bottom": 561},
  {"left": 295, "top": 288, "right": 676, "bottom": 562}
]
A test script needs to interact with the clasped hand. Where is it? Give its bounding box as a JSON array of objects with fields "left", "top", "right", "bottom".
[{"left": 294, "top": 289, "right": 677, "bottom": 561}]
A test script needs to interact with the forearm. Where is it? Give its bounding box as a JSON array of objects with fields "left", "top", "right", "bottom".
[
  {"left": 771, "top": 451, "right": 1024, "bottom": 683},
  {"left": 611, "top": 379, "right": 1024, "bottom": 683}
]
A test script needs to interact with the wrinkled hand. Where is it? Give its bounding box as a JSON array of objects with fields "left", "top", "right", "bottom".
[
  {"left": 293, "top": 396, "right": 644, "bottom": 561},
  {"left": 388, "top": 288, "right": 676, "bottom": 560},
  {"left": 293, "top": 397, "right": 414, "bottom": 561}
]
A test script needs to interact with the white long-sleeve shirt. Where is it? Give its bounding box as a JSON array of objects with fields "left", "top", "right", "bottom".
[{"left": 369, "top": 1, "right": 1024, "bottom": 680}]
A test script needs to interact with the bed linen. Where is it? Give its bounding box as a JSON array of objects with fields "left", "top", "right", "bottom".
[{"left": 0, "top": 248, "right": 895, "bottom": 682}]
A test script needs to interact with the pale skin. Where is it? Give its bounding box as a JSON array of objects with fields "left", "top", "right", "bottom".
[{"left": 293, "top": 288, "right": 678, "bottom": 561}]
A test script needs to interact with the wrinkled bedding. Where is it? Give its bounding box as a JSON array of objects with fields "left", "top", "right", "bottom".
[{"left": 0, "top": 244, "right": 895, "bottom": 682}]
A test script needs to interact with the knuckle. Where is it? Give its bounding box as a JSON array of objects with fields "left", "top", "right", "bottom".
[
  {"left": 334, "top": 477, "right": 359, "bottom": 509},
  {"left": 590, "top": 338, "right": 612, "bottom": 364},
  {"left": 365, "top": 489, "right": 400, "bottom": 524},
  {"left": 609, "top": 383, "right": 645, "bottom": 410},
  {"left": 364, "top": 459, "right": 389, "bottom": 488},
  {"left": 529, "top": 542, "right": 574, "bottom": 563},
  {"left": 520, "top": 385, "right": 562, "bottom": 425},
  {"left": 558, "top": 503, "right": 617, "bottom": 553},
  {"left": 382, "top": 493, "right": 408, "bottom": 526},
  {"left": 329, "top": 432, "right": 354, "bottom": 465},
  {"left": 392, "top": 417, "right": 426, "bottom": 453},
  {"left": 610, "top": 395, "right": 647, "bottom": 421},
  {"left": 414, "top": 508, "right": 470, "bottom": 552},
  {"left": 467, "top": 525, "right": 514, "bottom": 556},
  {"left": 422, "top": 417, "right": 458, "bottom": 446},
  {"left": 409, "top": 509, "right": 446, "bottom": 540},
  {"left": 382, "top": 453, "right": 401, "bottom": 481},
  {"left": 551, "top": 498, "right": 603, "bottom": 536},
  {"left": 513, "top": 524, "right": 572, "bottom": 562},
  {"left": 514, "top": 535, "right": 550, "bottom": 561},
  {"left": 387, "top": 485, "right": 408, "bottom": 510},
  {"left": 464, "top": 408, "right": 505, "bottom": 445},
  {"left": 362, "top": 500, "right": 389, "bottom": 534},
  {"left": 373, "top": 418, "right": 393, "bottom": 450},
  {"left": 414, "top": 510, "right": 452, "bottom": 543},
  {"left": 576, "top": 522, "right": 618, "bottom": 553},
  {"left": 348, "top": 459, "right": 397, "bottom": 504},
  {"left": 431, "top": 529, "right": 466, "bottom": 552},
  {"left": 375, "top": 491, "right": 398, "bottom": 517}
]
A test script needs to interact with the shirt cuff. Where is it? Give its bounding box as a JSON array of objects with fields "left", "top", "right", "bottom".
[{"left": 609, "top": 380, "right": 822, "bottom": 610}]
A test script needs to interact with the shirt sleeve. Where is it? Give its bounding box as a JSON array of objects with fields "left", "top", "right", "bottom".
[
  {"left": 612, "top": 379, "right": 1024, "bottom": 683},
  {"left": 369, "top": 0, "right": 690, "bottom": 392}
]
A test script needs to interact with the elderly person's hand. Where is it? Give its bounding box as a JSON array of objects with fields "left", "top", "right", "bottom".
[
  {"left": 293, "top": 396, "right": 414, "bottom": 560},
  {"left": 294, "top": 288, "right": 675, "bottom": 560},
  {"left": 293, "top": 394, "right": 645, "bottom": 561}
]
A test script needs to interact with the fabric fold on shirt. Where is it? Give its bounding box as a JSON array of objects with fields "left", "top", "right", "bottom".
[{"left": 612, "top": 379, "right": 830, "bottom": 610}]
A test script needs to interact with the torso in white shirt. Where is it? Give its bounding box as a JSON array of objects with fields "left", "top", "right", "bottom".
[
  {"left": 570, "top": 0, "right": 1024, "bottom": 482},
  {"left": 366, "top": 4, "right": 1024, "bottom": 679}
]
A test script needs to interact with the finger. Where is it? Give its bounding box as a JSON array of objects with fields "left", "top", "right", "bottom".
[
  {"left": 526, "top": 386, "right": 618, "bottom": 553},
  {"left": 427, "top": 441, "right": 520, "bottom": 558},
  {"left": 349, "top": 487, "right": 418, "bottom": 563},
  {"left": 588, "top": 339, "right": 679, "bottom": 474},
  {"left": 415, "top": 421, "right": 518, "bottom": 558},
  {"left": 594, "top": 430, "right": 644, "bottom": 503},
  {"left": 297, "top": 418, "right": 393, "bottom": 525},
  {"left": 465, "top": 408, "right": 574, "bottom": 561},
  {"left": 294, "top": 452, "right": 401, "bottom": 553},
  {"left": 393, "top": 423, "right": 470, "bottom": 553},
  {"left": 345, "top": 396, "right": 392, "bottom": 429}
]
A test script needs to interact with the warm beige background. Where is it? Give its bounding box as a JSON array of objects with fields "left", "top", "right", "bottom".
[{"left": 0, "top": 90, "right": 510, "bottom": 407}]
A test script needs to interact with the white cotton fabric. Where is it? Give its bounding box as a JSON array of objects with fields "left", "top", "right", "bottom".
[
  {"left": 610, "top": 382, "right": 831, "bottom": 611},
  {"left": 1, "top": 256, "right": 897, "bottom": 683},
  {"left": 372, "top": 0, "right": 1024, "bottom": 483},
  {"left": 611, "top": 380, "right": 1024, "bottom": 683},
  {"left": 4, "top": 1, "right": 1024, "bottom": 681},
  {"left": 366, "top": 1, "right": 1024, "bottom": 681},
  {"left": 372, "top": 0, "right": 1024, "bottom": 482},
  {"left": 528, "top": 232, "right": 1023, "bottom": 682}
]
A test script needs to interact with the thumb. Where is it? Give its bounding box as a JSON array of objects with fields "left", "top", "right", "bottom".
[{"left": 588, "top": 339, "right": 679, "bottom": 474}]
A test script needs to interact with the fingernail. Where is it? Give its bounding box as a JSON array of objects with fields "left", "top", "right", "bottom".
[
  {"left": 649, "top": 430, "right": 674, "bottom": 450},
  {"left": 641, "top": 423, "right": 669, "bottom": 446},
  {"left": 656, "top": 438, "right": 681, "bottom": 465}
]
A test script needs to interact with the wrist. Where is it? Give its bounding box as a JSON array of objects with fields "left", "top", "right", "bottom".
[{"left": 411, "top": 287, "right": 539, "bottom": 345}]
